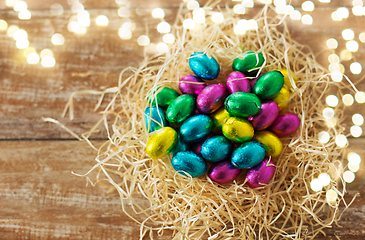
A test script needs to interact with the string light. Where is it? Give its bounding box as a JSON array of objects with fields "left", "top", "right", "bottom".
[
  {"left": 340, "top": 50, "right": 352, "bottom": 61},
  {"left": 335, "top": 134, "right": 347, "bottom": 148},
  {"left": 152, "top": 8, "right": 165, "bottom": 19},
  {"left": 310, "top": 178, "right": 323, "bottom": 192},
  {"left": 211, "top": 12, "right": 224, "bottom": 24},
  {"left": 331, "top": 11, "right": 342, "bottom": 21},
  {"left": 40, "top": 49, "right": 53, "bottom": 58},
  {"left": 346, "top": 40, "right": 359, "bottom": 52},
  {"left": 77, "top": 10, "right": 90, "bottom": 27},
  {"left": 336, "top": 7, "right": 350, "bottom": 19},
  {"left": 342, "top": 94, "right": 354, "bottom": 106},
  {"left": 326, "top": 38, "right": 338, "bottom": 49},
  {"left": 329, "top": 63, "right": 340, "bottom": 72},
  {"left": 71, "top": 3, "right": 84, "bottom": 13},
  {"left": 350, "top": 62, "right": 362, "bottom": 74},
  {"left": 6, "top": 0, "right": 19, "bottom": 7},
  {"left": 118, "top": 27, "right": 132, "bottom": 40},
  {"left": 353, "top": 0, "right": 363, "bottom": 6},
  {"left": 318, "top": 173, "right": 331, "bottom": 186},
  {"left": 23, "top": 47, "right": 36, "bottom": 57},
  {"left": 273, "top": 0, "right": 286, "bottom": 6},
  {"left": 27, "top": 52, "right": 40, "bottom": 64},
  {"left": 156, "top": 42, "right": 168, "bottom": 53},
  {"left": 342, "top": 29, "right": 355, "bottom": 40},
  {"left": 13, "top": 29, "right": 27, "bottom": 40},
  {"left": 331, "top": 71, "right": 343, "bottom": 82},
  {"left": 352, "top": 6, "right": 363, "bottom": 16},
  {"left": 242, "top": 0, "right": 254, "bottom": 7},
  {"left": 326, "top": 95, "right": 339, "bottom": 107},
  {"left": 137, "top": 35, "right": 150, "bottom": 46},
  {"left": 290, "top": 10, "right": 301, "bottom": 20},
  {"left": 187, "top": 1, "right": 199, "bottom": 10},
  {"left": 233, "top": 4, "right": 246, "bottom": 14},
  {"left": 348, "top": 152, "right": 361, "bottom": 165},
  {"left": 326, "top": 190, "right": 338, "bottom": 204},
  {"left": 50, "top": 3, "right": 64, "bottom": 15},
  {"left": 348, "top": 162, "right": 360, "bottom": 172},
  {"left": 326, "top": 117, "right": 337, "bottom": 128},
  {"left": 157, "top": 22, "right": 171, "bottom": 33},
  {"left": 163, "top": 33, "right": 175, "bottom": 44},
  {"left": 14, "top": 1, "right": 27, "bottom": 11},
  {"left": 96, "top": 15, "right": 108, "bottom": 26},
  {"left": 16, "top": 39, "right": 29, "bottom": 49},
  {"left": 323, "top": 107, "right": 335, "bottom": 119},
  {"left": 343, "top": 170, "right": 355, "bottom": 183},
  {"left": 318, "top": 131, "right": 330, "bottom": 143},
  {"left": 41, "top": 56, "right": 56, "bottom": 68},
  {"left": 359, "top": 32, "right": 365, "bottom": 42},
  {"left": 234, "top": 24, "right": 246, "bottom": 35},
  {"left": 7, "top": 25, "right": 19, "bottom": 37},
  {"left": 319, "top": 0, "right": 331, "bottom": 2},
  {"left": 0, "top": 20, "right": 7, "bottom": 31},
  {"left": 355, "top": 91, "right": 365, "bottom": 103},
  {"left": 183, "top": 19, "right": 195, "bottom": 29},
  {"left": 302, "top": 1, "right": 315, "bottom": 11},
  {"left": 350, "top": 125, "right": 362, "bottom": 137},
  {"left": 193, "top": 8, "right": 206, "bottom": 23},
  {"left": 18, "top": 10, "right": 31, "bottom": 20},
  {"left": 118, "top": 7, "right": 130, "bottom": 17},
  {"left": 352, "top": 114, "right": 364, "bottom": 125},
  {"left": 328, "top": 54, "right": 339, "bottom": 63},
  {"left": 51, "top": 33, "right": 65, "bottom": 45}
]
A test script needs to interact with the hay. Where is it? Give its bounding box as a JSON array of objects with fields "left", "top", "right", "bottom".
[{"left": 50, "top": 2, "right": 359, "bottom": 239}]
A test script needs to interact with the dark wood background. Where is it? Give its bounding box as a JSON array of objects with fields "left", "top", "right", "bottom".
[{"left": 1, "top": 0, "right": 365, "bottom": 239}]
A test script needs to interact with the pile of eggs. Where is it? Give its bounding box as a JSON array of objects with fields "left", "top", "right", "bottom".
[{"left": 145, "top": 51, "right": 300, "bottom": 188}]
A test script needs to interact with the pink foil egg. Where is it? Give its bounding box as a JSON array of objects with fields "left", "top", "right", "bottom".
[
  {"left": 179, "top": 75, "right": 207, "bottom": 96},
  {"left": 226, "top": 72, "right": 251, "bottom": 94},
  {"left": 197, "top": 83, "right": 227, "bottom": 114},
  {"left": 269, "top": 113, "right": 300, "bottom": 137},
  {"left": 208, "top": 160, "right": 242, "bottom": 184},
  {"left": 248, "top": 101, "right": 280, "bottom": 130},
  {"left": 246, "top": 158, "right": 276, "bottom": 188}
]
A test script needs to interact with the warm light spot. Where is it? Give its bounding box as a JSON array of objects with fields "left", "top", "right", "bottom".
[
  {"left": 273, "top": 0, "right": 286, "bottom": 6},
  {"left": 187, "top": 0, "right": 199, "bottom": 10},
  {"left": 331, "top": 11, "right": 342, "bottom": 21},
  {"left": 18, "top": 10, "right": 31, "bottom": 20},
  {"left": 242, "top": 0, "right": 254, "bottom": 7},
  {"left": 16, "top": 39, "right": 29, "bottom": 49},
  {"left": 163, "top": 33, "right": 175, "bottom": 44},
  {"left": 7, "top": 25, "right": 19, "bottom": 37},
  {"left": 326, "top": 95, "right": 339, "bottom": 107},
  {"left": 183, "top": 19, "right": 195, "bottom": 29},
  {"left": 319, "top": 0, "right": 330, "bottom": 2},
  {"left": 71, "top": 3, "right": 84, "bottom": 13},
  {"left": 323, "top": 107, "right": 335, "bottom": 119},
  {"left": 13, "top": 29, "right": 27, "bottom": 40},
  {"left": 326, "top": 189, "right": 338, "bottom": 204},
  {"left": 355, "top": 91, "right": 365, "bottom": 103},
  {"left": 319, "top": 173, "right": 331, "bottom": 186},
  {"left": 118, "top": 28, "right": 132, "bottom": 40},
  {"left": 340, "top": 50, "right": 352, "bottom": 61},
  {"left": 290, "top": 10, "right": 301, "bottom": 20},
  {"left": 301, "top": 14, "right": 313, "bottom": 24},
  {"left": 330, "top": 71, "right": 343, "bottom": 82},
  {"left": 328, "top": 54, "right": 339, "bottom": 63},
  {"left": 50, "top": 3, "right": 64, "bottom": 15},
  {"left": 348, "top": 162, "right": 360, "bottom": 172},
  {"left": 234, "top": 4, "right": 246, "bottom": 14},
  {"left": 27, "top": 52, "right": 40, "bottom": 64},
  {"left": 326, "top": 117, "right": 337, "bottom": 128},
  {"left": 156, "top": 42, "right": 168, "bottom": 53},
  {"left": 310, "top": 178, "right": 323, "bottom": 192},
  {"left": 318, "top": 131, "right": 330, "bottom": 143},
  {"left": 14, "top": 1, "right": 27, "bottom": 11},
  {"left": 353, "top": 0, "right": 363, "bottom": 6},
  {"left": 238, "top": 19, "right": 249, "bottom": 30},
  {"left": 302, "top": 1, "right": 315, "bottom": 11},
  {"left": 352, "top": 113, "right": 364, "bottom": 125},
  {"left": 329, "top": 63, "right": 340, "bottom": 72},
  {"left": 337, "top": 7, "right": 350, "bottom": 18},
  {"left": 51, "top": 33, "right": 65, "bottom": 45},
  {"left": 137, "top": 35, "right": 150, "bottom": 46},
  {"left": 40, "top": 49, "right": 53, "bottom": 58},
  {"left": 346, "top": 40, "right": 359, "bottom": 52},
  {"left": 343, "top": 94, "right": 354, "bottom": 106},
  {"left": 6, "top": 0, "right": 19, "bottom": 7},
  {"left": 335, "top": 134, "right": 347, "bottom": 148},
  {"left": 95, "top": 15, "right": 108, "bottom": 26},
  {"left": 359, "top": 32, "right": 365, "bottom": 42},
  {"left": 352, "top": 6, "right": 363, "bottom": 15},
  {"left": 122, "top": 21, "right": 132, "bottom": 29},
  {"left": 23, "top": 47, "right": 36, "bottom": 57},
  {"left": 0, "top": 20, "right": 8, "bottom": 31},
  {"left": 118, "top": 7, "right": 130, "bottom": 17},
  {"left": 348, "top": 152, "right": 361, "bottom": 165},
  {"left": 342, "top": 29, "right": 355, "bottom": 40},
  {"left": 41, "top": 56, "right": 56, "bottom": 68},
  {"left": 350, "top": 62, "right": 362, "bottom": 74},
  {"left": 193, "top": 9, "right": 206, "bottom": 24},
  {"left": 234, "top": 24, "right": 246, "bottom": 35},
  {"left": 77, "top": 10, "right": 90, "bottom": 27},
  {"left": 152, "top": 8, "right": 165, "bottom": 19},
  {"left": 326, "top": 38, "right": 338, "bottom": 49},
  {"left": 350, "top": 125, "right": 362, "bottom": 137},
  {"left": 343, "top": 170, "right": 355, "bottom": 183},
  {"left": 67, "top": 0, "right": 78, "bottom": 5},
  {"left": 247, "top": 19, "right": 258, "bottom": 30},
  {"left": 211, "top": 12, "right": 224, "bottom": 24},
  {"left": 157, "top": 22, "right": 171, "bottom": 33}
]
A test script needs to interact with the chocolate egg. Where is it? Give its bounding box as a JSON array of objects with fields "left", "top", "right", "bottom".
[
  {"left": 149, "top": 87, "right": 179, "bottom": 108},
  {"left": 172, "top": 151, "right": 207, "bottom": 177},
  {"left": 180, "top": 115, "right": 213, "bottom": 142},
  {"left": 210, "top": 108, "right": 230, "bottom": 133},
  {"left": 146, "top": 127, "right": 177, "bottom": 159},
  {"left": 226, "top": 71, "right": 251, "bottom": 94},
  {"left": 253, "top": 131, "right": 283, "bottom": 157},
  {"left": 197, "top": 83, "right": 227, "bottom": 114},
  {"left": 280, "top": 69, "right": 298, "bottom": 89},
  {"left": 231, "top": 141, "right": 266, "bottom": 169},
  {"left": 166, "top": 94, "right": 196, "bottom": 124},
  {"left": 225, "top": 92, "right": 261, "bottom": 117},
  {"left": 269, "top": 113, "right": 300, "bottom": 137},
  {"left": 246, "top": 158, "right": 276, "bottom": 188},
  {"left": 248, "top": 101, "right": 279, "bottom": 130},
  {"left": 201, "top": 136, "right": 233, "bottom": 162},
  {"left": 222, "top": 117, "right": 254, "bottom": 143},
  {"left": 189, "top": 52, "right": 220, "bottom": 80},
  {"left": 232, "top": 51, "right": 265, "bottom": 76},
  {"left": 171, "top": 133, "right": 191, "bottom": 156},
  {"left": 253, "top": 71, "right": 284, "bottom": 100},
  {"left": 144, "top": 106, "right": 168, "bottom": 133},
  {"left": 272, "top": 86, "right": 290, "bottom": 110},
  {"left": 179, "top": 75, "right": 207, "bottom": 96},
  {"left": 208, "top": 161, "right": 242, "bottom": 184}
]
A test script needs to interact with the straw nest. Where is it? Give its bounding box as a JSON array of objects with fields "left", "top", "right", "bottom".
[{"left": 50, "top": 2, "right": 359, "bottom": 239}]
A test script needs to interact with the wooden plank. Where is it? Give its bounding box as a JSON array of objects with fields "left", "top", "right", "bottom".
[{"left": 0, "top": 139, "right": 364, "bottom": 239}]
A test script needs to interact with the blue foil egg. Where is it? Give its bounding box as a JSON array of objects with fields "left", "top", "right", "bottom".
[
  {"left": 189, "top": 52, "right": 220, "bottom": 80},
  {"left": 144, "top": 106, "right": 168, "bottom": 133},
  {"left": 231, "top": 141, "right": 266, "bottom": 169},
  {"left": 180, "top": 115, "right": 213, "bottom": 142},
  {"left": 171, "top": 133, "right": 191, "bottom": 156},
  {"left": 172, "top": 151, "right": 208, "bottom": 177},
  {"left": 201, "top": 136, "right": 233, "bottom": 162}
]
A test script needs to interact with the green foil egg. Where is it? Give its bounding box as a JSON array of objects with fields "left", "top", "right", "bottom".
[
  {"left": 232, "top": 51, "right": 265, "bottom": 75},
  {"left": 225, "top": 92, "right": 261, "bottom": 117},
  {"left": 189, "top": 52, "right": 220, "bottom": 80},
  {"left": 253, "top": 71, "right": 284, "bottom": 100},
  {"left": 146, "top": 127, "right": 177, "bottom": 159},
  {"left": 166, "top": 94, "right": 196, "bottom": 125},
  {"left": 148, "top": 87, "right": 179, "bottom": 108}
]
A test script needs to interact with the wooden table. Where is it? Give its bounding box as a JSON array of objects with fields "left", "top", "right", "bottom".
[{"left": 1, "top": 0, "right": 365, "bottom": 239}]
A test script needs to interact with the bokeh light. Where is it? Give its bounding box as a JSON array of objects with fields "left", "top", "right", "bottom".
[
  {"left": 290, "top": 10, "right": 301, "bottom": 20},
  {"left": 323, "top": 107, "right": 335, "bottom": 119},
  {"left": 233, "top": 4, "right": 246, "bottom": 14},
  {"left": 157, "top": 22, "right": 171, "bottom": 33},
  {"left": 50, "top": 3, "right": 64, "bottom": 15},
  {"left": 359, "top": 32, "right": 365, "bottom": 43},
  {"left": 187, "top": 1, "right": 199, "bottom": 10},
  {"left": 14, "top": 1, "right": 27, "bottom": 11},
  {"left": 350, "top": 62, "right": 362, "bottom": 74},
  {"left": 40, "top": 49, "right": 53, "bottom": 58},
  {"left": 337, "top": 7, "right": 350, "bottom": 19},
  {"left": 0, "top": 20, "right": 8, "bottom": 31},
  {"left": 340, "top": 50, "right": 352, "bottom": 61},
  {"left": 348, "top": 152, "right": 361, "bottom": 165},
  {"left": 335, "top": 134, "right": 347, "bottom": 148},
  {"left": 348, "top": 162, "right": 360, "bottom": 172},
  {"left": 212, "top": 12, "right": 224, "bottom": 24},
  {"left": 118, "top": 27, "right": 132, "bottom": 40},
  {"left": 318, "top": 173, "right": 331, "bottom": 186},
  {"left": 7, "top": 25, "right": 19, "bottom": 37},
  {"left": 318, "top": 131, "right": 330, "bottom": 143},
  {"left": 352, "top": 113, "right": 364, "bottom": 125},
  {"left": 16, "top": 39, "right": 29, "bottom": 49},
  {"left": 13, "top": 29, "right": 27, "bottom": 40},
  {"left": 163, "top": 33, "right": 175, "bottom": 44},
  {"left": 346, "top": 40, "right": 359, "bottom": 52},
  {"left": 326, "top": 189, "right": 338, "bottom": 204},
  {"left": 342, "top": 29, "right": 355, "bottom": 40},
  {"left": 301, "top": 14, "right": 313, "bottom": 25},
  {"left": 156, "top": 42, "right": 168, "bottom": 53},
  {"left": 23, "top": 47, "right": 36, "bottom": 57},
  {"left": 96, "top": 15, "right": 109, "bottom": 26},
  {"left": 51, "top": 33, "right": 65, "bottom": 45},
  {"left": 342, "top": 94, "right": 354, "bottom": 106},
  {"left": 302, "top": 1, "right": 314, "bottom": 11},
  {"left": 41, "top": 56, "right": 56, "bottom": 68},
  {"left": 310, "top": 178, "right": 323, "bottom": 192},
  {"left": 343, "top": 170, "right": 355, "bottom": 183},
  {"left": 331, "top": 71, "right": 343, "bottom": 82},
  {"left": 18, "top": 10, "right": 31, "bottom": 20},
  {"left": 137, "top": 35, "right": 150, "bottom": 46},
  {"left": 183, "top": 19, "right": 195, "bottom": 29},
  {"left": 326, "top": 38, "right": 338, "bottom": 49},
  {"left": 350, "top": 125, "right": 362, "bottom": 137},
  {"left": 27, "top": 52, "right": 40, "bottom": 64},
  {"left": 152, "top": 8, "right": 165, "bottom": 18}
]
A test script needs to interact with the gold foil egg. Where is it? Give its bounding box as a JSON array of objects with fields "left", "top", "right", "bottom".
[
  {"left": 253, "top": 131, "right": 283, "bottom": 157},
  {"left": 146, "top": 127, "right": 178, "bottom": 159},
  {"left": 272, "top": 86, "right": 290, "bottom": 110},
  {"left": 222, "top": 117, "right": 254, "bottom": 143}
]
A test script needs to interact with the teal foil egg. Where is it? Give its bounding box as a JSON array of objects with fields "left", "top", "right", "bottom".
[
  {"left": 189, "top": 52, "right": 220, "bottom": 80},
  {"left": 253, "top": 71, "right": 284, "bottom": 99},
  {"left": 144, "top": 106, "right": 168, "bottom": 133},
  {"left": 231, "top": 141, "right": 266, "bottom": 169},
  {"left": 172, "top": 151, "right": 208, "bottom": 177},
  {"left": 171, "top": 133, "right": 191, "bottom": 156},
  {"left": 201, "top": 136, "right": 233, "bottom": 162},
  {"left": 225, "top": 92, "right": 262, "bottom": 117},
  {"left": 180, "top": 115, "right": 213, "bottom": 142},
  {"left": 166, "top": 94, "right": 196, "bottom": 125}
]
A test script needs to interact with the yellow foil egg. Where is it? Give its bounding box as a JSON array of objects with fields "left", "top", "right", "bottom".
[
  {"left": 272, "top": 86, "right": 290, "bottom": 110},
  {"left": 253, "top": 131, "right": 283, "bottom": 157},
  {"left": 146, "top": 127, "right": 177, "bottom": 159},
  {"left": 211, "top": 108, "right": 230, "bottom": 133},
  {"left": 280, "top": 69, "right": 298, "bottom": 89},
  {"left": 222, "top": 117, "right": 254, "bottom": 143}
]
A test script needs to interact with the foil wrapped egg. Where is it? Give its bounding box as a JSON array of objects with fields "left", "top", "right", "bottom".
[
  {"left": 246, "top": 157, "right": 276, "bottom": 188},
  {"left": 253, "top": 131, "right": 283, "bottom": 157},
  {"left": 180, "top": 115, "right": 213, "bottom": 142},
  {"left": 148, "top": 87, "right": 179, "bottom": 108},
  {"left": 269, "top": 113, "right": 300, "bottom": 137},
  {"left": 225, "top": 92, "right": 262, "bottom": 117},
  {"left": 231, "top": 141, "right": 266, "bottom": 169},
  {"left": 232, "top": 51, "right": 265, "bottom": 76},
  {"left": 144, "top": 106, "right": 168, "bottom": 133},
  {"left": 166, "top": 94, "right": 196, "bottom": 124},
  {"left": 171, "top": 133, "right": 191, "bottom": 156},
  {"left": 226, "top": 71, "right": 251, "bottom": 94},
  {"left": 208, "top": 161, "right": 242, "bottom": 184},
  {"left": 210, "top": 108, "right": 230, "bottom": 134},
  {"left": 248, "top": 101, "right": 279, "bottom": 130},
  {"left": 172, "top": 151, "right": 207, "bottom": 177},
  {"left": 197, "top": 83, "right": 227, "bottom": 114},
  {"left": 253, "top": 71, "right": 284, "bottom": 100},
  {"left": 222, "top": 117, "right": 254, "bottom": 143},
  {"left": 179, "top": 75, "right": 207, "bottom": 96},
  {"left": 146, "top": 127, "right": 177, "bottom": 159},
  {"left": 189, "top": 52, "right": 220, "bottom": 80},
  {"left": 201, "top": 136, "right": 233, "bottom": 162},
  {"left": 272, "top": 86, "right": 290, "bottom": 110}
]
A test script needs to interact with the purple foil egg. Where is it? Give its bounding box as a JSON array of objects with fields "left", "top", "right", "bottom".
[
  {"left": 249, "top": 73, "right": 263, "bottom": 88},
  {"left": 179, "top": 75, "right": 207, "bottom": 96},
  {"left": 269, "top": 113, "right": 300, "bottom": 137},
  {"left": 246, "top": 158, "right": 276, "bottom": 188},
  {"left": 248, "top": 101, "right": 279, "bottom": 130},
  {"left": 208, "top": 160, "right": 242, "bottom": 184},
  {"left": 226, "top": 72, "right": 251, "bottom": 94},
  {"left": 197, "top": 83, "right": 227, "bottom": 114}
]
